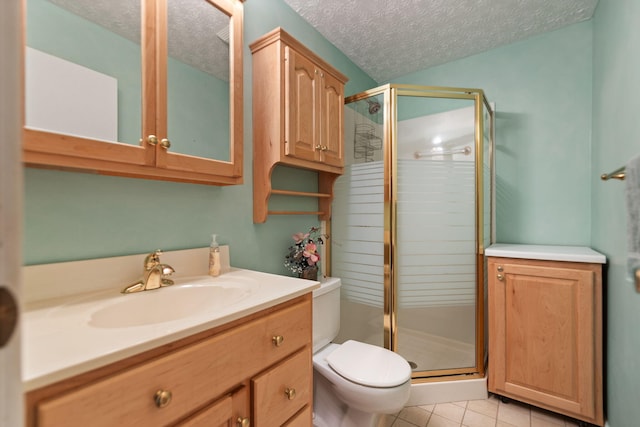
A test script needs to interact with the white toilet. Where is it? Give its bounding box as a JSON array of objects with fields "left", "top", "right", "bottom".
[{"left": 312, "top": 278, "right": 411, "bottom": 427}]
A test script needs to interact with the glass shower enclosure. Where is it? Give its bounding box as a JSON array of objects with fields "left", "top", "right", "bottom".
[{"left": 331, "top": 84, "right": 494, "bottom": 380}]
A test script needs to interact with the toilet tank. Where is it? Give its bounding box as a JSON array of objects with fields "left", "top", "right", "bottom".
[{"left": 312, "top": 277, "right": 341, "bottom": 353}]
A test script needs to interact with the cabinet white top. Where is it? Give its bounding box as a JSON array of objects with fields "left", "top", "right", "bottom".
[
  {"left": 22, "top": 249, "right": 319, "bottom": 392},
  {"left": 485, "top": 243, "right": 606, "bottom": 264}
]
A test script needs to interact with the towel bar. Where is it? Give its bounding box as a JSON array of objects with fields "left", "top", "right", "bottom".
[{"left": 601, "top": 166, "right": 626, "bottom": 181}]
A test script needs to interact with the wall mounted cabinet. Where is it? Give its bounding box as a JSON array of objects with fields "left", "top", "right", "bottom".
[
  {"left": 26, "top": 295, "right": 312, "bottom": 427},
  {"left": 23, "top": 0, "right": 243, "bottom": 186},
  {"left": 487, "top": 250, "right": 604, "bottom": 426},
  {"left": 250, "top": 27, "right": 348, "bottom": 223}
]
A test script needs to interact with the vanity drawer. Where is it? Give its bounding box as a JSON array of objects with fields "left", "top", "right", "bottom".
[
  {"left": 35, "top": 298, "right": 311, "bottom": 427},
  {"left": 178, "top": 394, "right": 232, "bottom": 427},
  {"left": 283, "top": 405, "right": 312, "bottom": 426},
  {"left": 252, "top": 347, "right": 312, "bottom": 427}
]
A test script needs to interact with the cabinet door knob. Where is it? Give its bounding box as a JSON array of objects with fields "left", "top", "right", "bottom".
[
  {"left": 284, "top": 387, "right": 296, "bottom": 400},
  {"left": 497, "top": 274, "right": 504, "bottom": 281},
  {"left": 237, "top": 417, "right": 250, "bottom": 427},
  {"left": 497, "top": 265, "right": 504, "bottom": 272},
  {"left": 315, "top": 144, "right": 323, "bottom": 151},
  {"left": 322, "top": 145, "right": 328, "bottom": 151},
  {"left": 160, "top": 138, "right": 171, "bottom": 149},
  {"left": 154, "top": 389, "right": 172, "bottom": 408},
  {"left": 146, "top": 135, "right": 159, "bottom": 146},
  {"left": 272, "top": 335, "right": 284, "bottom": 347}
]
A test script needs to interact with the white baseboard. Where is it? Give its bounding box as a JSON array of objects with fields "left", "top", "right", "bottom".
[{"left": 407, "top": 376, "right": 488, "bottom": 406}]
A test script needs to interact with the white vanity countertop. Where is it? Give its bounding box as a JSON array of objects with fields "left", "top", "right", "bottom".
[
  {"left": 22, "top": 268, "right": 319, "bottom": 392},
  {"left": 485, "top": 243, "right": 606, "bottom": 264}
]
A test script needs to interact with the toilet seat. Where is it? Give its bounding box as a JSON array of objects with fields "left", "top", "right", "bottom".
[{"left": 325, "top": 340, "right": 411, "bottom": 387}]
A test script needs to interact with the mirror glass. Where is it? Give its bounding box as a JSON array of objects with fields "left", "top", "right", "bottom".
[
  {"left": 167, "top": 0, "right": 231, "bottom": 161},
  {"left": 26, "top": 0, "right": 142, "bottom": 145},
  {"left": 26, "top": 0, "right": 236, "bottom": 163}
]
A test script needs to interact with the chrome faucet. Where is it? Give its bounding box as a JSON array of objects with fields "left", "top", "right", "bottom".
[{"left": 122, "top": 250, "right": 175, "bottom": 294}]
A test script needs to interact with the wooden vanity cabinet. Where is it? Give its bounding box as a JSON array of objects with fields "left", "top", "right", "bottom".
[
  {"left": 487, "top": 257, "right": 603, "bottom": 426},
  {"left": 23, "top": 0, "right": 243, "bottom": 186},
  {"left": 250, "top": 27, "right": 348, "bottom": 223},
  {"left": 25, "top": 294, "right": 312, "bottom": 427}
]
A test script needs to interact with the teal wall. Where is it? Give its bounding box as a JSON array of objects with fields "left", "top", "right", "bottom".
[
  {"left": 23, "top": 0, "right": 376, "bottom": 274},
  {"left": 592, "top": 0, "right": 640, "bottom": 425},
  {"left": 390, "top": 23, "right": 594, "bottom": 247}
]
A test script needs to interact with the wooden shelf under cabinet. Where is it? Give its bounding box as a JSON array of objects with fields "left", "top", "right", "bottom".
[
  {"left": 250, "top": 28, "right": 348, "bottom": 223},
  {"left": 487, "top": 256, "right": 604, "bottom": 426}
]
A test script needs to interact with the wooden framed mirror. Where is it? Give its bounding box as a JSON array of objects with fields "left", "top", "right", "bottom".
[{"left": 23, "top": 0, "right": 243, "bottom": 185}]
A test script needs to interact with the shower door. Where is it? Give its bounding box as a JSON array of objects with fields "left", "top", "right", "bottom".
[{"left": 332, "top": 84, "right": 494, "bottom": 380}]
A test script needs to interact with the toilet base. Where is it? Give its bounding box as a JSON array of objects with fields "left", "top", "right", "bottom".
[
  {"left": 313, "top": 367, "right": 385, "bottom": 427},
  {"left": 313, "top": 410, "right": 380, "bottom": 427}
]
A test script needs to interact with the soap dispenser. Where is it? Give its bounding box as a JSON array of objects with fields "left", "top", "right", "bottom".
[{"left": 209, "top": 234, "right": 221, "bottom": 277}]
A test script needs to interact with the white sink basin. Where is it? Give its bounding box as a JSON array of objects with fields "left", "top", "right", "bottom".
[{"left": 88, "top": 275, "right": 258, "bottom": 328}]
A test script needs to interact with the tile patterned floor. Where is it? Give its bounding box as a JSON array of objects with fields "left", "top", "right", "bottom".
[{"left": 381, "top": 395, "right": 582, "bottom": 427}]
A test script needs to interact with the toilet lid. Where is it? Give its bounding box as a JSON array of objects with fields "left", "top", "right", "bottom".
[{"left": 325, "top": 340, "right": 411, "bottom": 387}]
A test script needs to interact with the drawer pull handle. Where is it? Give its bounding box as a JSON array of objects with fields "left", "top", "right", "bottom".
[
  {"left": 284, "top": 387, "right": 296, "bottom": 400},
  {"left": 497, "top": 274, "right": 504, "bottom": 281},
  {"left": 272, "top": 335, "right": 284, "bottom": 347},
  {"left": 154, "top": 389, "right": 172, "bottom": 408},
  {"left": 236, "top": 417, "right": 250, "bottom": 427}
]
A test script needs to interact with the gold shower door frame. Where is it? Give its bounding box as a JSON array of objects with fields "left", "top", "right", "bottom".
[{"left": 340, "top": 84, "right": 495, "bottom": 381}]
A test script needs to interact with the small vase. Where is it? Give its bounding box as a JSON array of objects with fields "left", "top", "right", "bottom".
[{"left": 300, "top": 266, "right": 318, "bottom": 281}]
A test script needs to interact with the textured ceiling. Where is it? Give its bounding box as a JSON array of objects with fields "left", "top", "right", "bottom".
[
  {"left": 49, "top": 0, "right": 230, "bottom": 81},
  {"left": 283, "top": 0, "right": 599, "bottom": 82}
]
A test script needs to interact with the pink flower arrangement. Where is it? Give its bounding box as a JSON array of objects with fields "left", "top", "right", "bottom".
[{"left": 285, "top": 227, "right": 326, "bottom": 275}]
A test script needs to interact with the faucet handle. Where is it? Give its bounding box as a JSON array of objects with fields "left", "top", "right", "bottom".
[{"left": 144, "top": 249, "right": 163, "bottom": 270}]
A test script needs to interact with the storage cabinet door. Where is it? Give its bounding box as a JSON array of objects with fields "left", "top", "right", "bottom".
[
  {"left": 284, "top": 47, "right": 319, "bottom": 163},
  {"left": 488, "top": 259, "right": 597, "bottom": 419},
  {"left": 319, "top": 71, "right": 344, "bottom": 167}
]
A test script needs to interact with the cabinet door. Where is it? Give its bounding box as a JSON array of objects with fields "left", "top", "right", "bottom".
[
  {"left": 488, "top": 258, "right": 599, "bottom": 420},
  {"left": 24, "top": 0, "right": 152, "bottom": 168},
  {"left": 284, "top": 47, "right": 319, "bottom": 163},
  {"left": 24, "top": 0, "right": 243, "bottom": 185},
  {"left": 319, "top": 71, "right": 344, "bottom": 167},
  {"left": 155, "top": 0, "right": 242, "bottom": 180}
]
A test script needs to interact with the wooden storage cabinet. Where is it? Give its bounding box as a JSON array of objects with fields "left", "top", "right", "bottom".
[
  {"left": 284, "top": 47, "right": 344, "bottom": 168},
  {"left": 250, "top": 27, "right": 348, "bottom": 223},
  {"left": 488, "top": 257, "right": 603, "bottom": 426},
  {"left": 26, "top": 295, "right": 313, "bottom": 427},
  {"left": 23, "top": 0, "right": 243, "bottom": 186}
]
